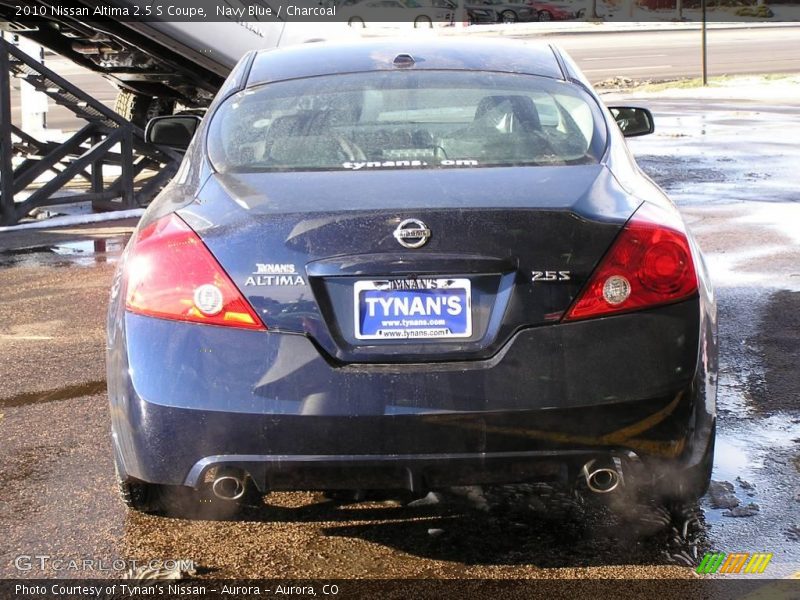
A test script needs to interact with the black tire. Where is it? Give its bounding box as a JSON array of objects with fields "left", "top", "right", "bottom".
[
  {"left": 114, "top": 90, "right": 175, "bottom": 129},
  {"left": 538, "top": 10, "right": 552, "bottom": 20},
  {"left": 118, "top": 480, "right": 159, "bottom": 513},
  {"left": 500, "top": 10, "right": 517, "bottom": 23},
  {"left": 414, "top": 16, "right": 433, "bottom": 28},
  {"left": 115, "top": 463, "right": 159, "bottom": 513},
  {"left": 348, "top": 17, "right": 366, "bottom": 28}
]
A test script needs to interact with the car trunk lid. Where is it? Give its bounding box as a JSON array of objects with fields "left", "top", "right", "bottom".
[{"left": 180, "top": 165, "right": 640, "bottom": 363}]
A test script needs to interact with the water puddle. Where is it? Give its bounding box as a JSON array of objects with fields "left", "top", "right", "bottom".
[
  {"left": 0, "top": 237, "right": 127, "bottom": 268},
  {"left": 704, "top": 413, "right": 800, "bottom": 525},
  {"left": 628, "top": 104, "right": 800, "bottom": 206}
]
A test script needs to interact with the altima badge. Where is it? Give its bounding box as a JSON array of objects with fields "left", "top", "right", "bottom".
[
  {"left": 393, "top": 218, "right": 431, "bottom": 249},
  {"left": 244, "top": 263, "right": 305, "bottom": 287}
]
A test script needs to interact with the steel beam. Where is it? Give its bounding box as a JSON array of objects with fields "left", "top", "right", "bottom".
[
  {"left": 12, "top": 124, "right": 96, "bottom": 193},
  {"left": 17, "top": 128, "right": 125, "bottom": 215},
  {"left": 0, "top": 37, "right": 14, "bottom": 225}
]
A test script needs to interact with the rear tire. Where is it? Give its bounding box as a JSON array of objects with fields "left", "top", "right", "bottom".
[
  {"left": 114, "top": 90, "right": 175, "bottom": 128},
  {"left": 414, "top": 16, "right": 433, "bottom": 28},
  {"left": 348, "top": 17, "right": 366, "bottom": 28},
  {"left": 116, "top": 464, "right": 159, "bottom": 513}
]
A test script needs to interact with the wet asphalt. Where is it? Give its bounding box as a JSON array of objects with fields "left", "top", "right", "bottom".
[{"left": 0, "top": 96, "right": 799, "bottom": 581}]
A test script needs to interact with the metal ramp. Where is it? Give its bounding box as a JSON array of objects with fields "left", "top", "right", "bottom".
[{"left": 0, "top": 36, "right": 183, "bottom": 226}]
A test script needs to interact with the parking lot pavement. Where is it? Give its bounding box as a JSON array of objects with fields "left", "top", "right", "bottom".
[
  {"left": 1, "top": 95, "right": 798, "bottom": 580},
  {"left": 0, "top": 222, "right": 136, "bottom": 403},
  {"left": 622, "top": 89, "right": 800, "bottom": 577}
]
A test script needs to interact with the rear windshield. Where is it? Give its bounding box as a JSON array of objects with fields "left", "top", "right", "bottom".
[{"left": 207, "top": 70, "right": 607, "bottom": 173}]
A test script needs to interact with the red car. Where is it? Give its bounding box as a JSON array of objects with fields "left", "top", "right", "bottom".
[{"left": 528, "top": 0, "right": 580, "bottom": 19}]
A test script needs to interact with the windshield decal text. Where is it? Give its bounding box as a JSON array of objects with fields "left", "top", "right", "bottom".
[{"left": 342, "top": 159, "right": 479, "bottom": 170}]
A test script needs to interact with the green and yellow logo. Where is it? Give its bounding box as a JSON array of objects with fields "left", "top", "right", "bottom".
[{"left": 697, "top": 552, "right": 773, "bottom": 575}]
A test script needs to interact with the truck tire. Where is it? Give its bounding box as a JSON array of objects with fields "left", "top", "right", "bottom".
[{"left": 114, "top": 90, "right": 175, "bottom": 128}]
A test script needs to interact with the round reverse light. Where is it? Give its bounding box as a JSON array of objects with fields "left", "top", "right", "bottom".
[
  {"left": 602, "top": 275, "right": 631, "bottom": 305},
  {"left": 193, "top": 284, "right": 224, "bottom": 316}
]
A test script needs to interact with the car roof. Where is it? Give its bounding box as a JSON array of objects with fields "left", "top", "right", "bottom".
[{"left": 246, "top": 38, "right": 565, "bottom": 87}]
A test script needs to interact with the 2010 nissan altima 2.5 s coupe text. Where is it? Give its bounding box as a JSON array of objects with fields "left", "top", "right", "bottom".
[{"left": 106, "top": 38, "right": 717, "bottom": 515}]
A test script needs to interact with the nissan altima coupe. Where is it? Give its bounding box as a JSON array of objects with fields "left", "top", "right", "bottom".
[{"left": 107, "top": 39, "right": 717, "bottom": 514}]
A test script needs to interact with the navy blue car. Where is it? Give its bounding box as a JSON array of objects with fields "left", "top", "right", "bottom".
[{"left": 107, "top": 38, "right": 717, "bottom": 514}]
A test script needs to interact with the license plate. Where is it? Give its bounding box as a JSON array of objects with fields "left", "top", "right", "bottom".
[{"left": 354, "top": 278, "right": 472, "bottom": 340}]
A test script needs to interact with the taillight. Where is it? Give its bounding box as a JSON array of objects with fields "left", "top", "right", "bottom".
[
  {"left": 564, "top": 203, "right": 698, "bottom": 321},
  {"left": 125, "top": 214, "right": 265, "bottom": 330}
]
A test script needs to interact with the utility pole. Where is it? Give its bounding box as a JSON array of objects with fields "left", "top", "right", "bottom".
[{"left": 701, "top": 0, "right": 708, "bottom": 85}]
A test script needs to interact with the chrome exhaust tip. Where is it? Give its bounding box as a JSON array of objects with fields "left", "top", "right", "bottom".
[
  {"left": 582, "top": 458, "right": 624, "bottom": 494},
  {"left": 211, "top": 470, "right": 246, "bottom": 501}
]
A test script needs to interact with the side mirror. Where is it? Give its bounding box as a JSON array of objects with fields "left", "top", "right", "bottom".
[
  {"left": 144, "top": 114, "right": 202, "bottom": 150},
  {"left": 608, "top": 106, "right": 654, "bottom": 137}
]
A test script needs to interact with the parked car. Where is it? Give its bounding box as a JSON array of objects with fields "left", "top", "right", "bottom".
[
  {"left": 338, "top": 0, "right": 452, "bottom": 27},
  {"left": 466, "top": 0, "right": 537, "bottom": 22},
  {"left": 528, "top": 0, "right": 580, "bottom": 20},
  {"left": 109, "top": 38, "right": 717, "bottom": 515}
]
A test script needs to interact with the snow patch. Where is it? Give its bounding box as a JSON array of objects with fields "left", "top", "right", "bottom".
[{"left": 0, "top": 209, "right": 144, "bottom": 233}]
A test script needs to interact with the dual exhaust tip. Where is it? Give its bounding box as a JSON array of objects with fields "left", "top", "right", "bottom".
[{"left": 582, "top": 458, "right": 624, "bottom": 494}]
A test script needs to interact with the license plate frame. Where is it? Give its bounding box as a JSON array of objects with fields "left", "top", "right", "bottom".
[{"left": 353, "top": 278, "right": 472, "bottom": 341}]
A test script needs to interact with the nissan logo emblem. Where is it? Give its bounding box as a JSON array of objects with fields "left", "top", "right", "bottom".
[{"left": 393, "top": 218, "right": 431, "bottom": 249}]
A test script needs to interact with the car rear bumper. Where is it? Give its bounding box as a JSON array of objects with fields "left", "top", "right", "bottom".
[
  {"left": 108, "top": 298, "right": 716, "bottom": 491},
  {"left": 185, "top": 448, "right": 642, "bottom": 492},
  {"left": 110, "top": 388, "right": 709, "bottom": 492}
]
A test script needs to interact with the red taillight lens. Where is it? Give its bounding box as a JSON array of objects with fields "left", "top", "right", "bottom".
[
  {"left": 125, "top": 214, "right": 265, "bottom": 330},
  {"left": 564, "top": 203, "right": 698, "bottom": 322}
]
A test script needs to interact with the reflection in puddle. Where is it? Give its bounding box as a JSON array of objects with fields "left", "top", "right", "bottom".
[
  {"left": 0, "top": 236, "right": 128, "bottom": 268},
  {"left": 713, "top": 435, "right": 752, "bottom": 484}
]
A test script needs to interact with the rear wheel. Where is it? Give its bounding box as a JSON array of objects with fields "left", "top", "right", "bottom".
[
  {"left": 348, "top": 17, "right": 366, "bottom": 28},
  {"left": 114, "top": 90, "right": 175, "bottom": 128},
  {"left": 414, "top": 16, "right": 433, "bottom": 28},
  {"left": 115, "top": 463, "right": 159, "bottom": 513}
]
